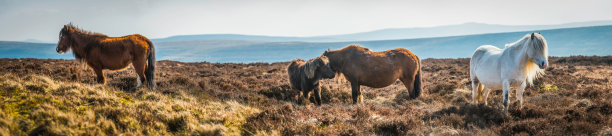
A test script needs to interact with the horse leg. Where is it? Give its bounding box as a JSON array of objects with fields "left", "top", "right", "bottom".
[
  {"left": 313, "top": 86, "right": 322, "bottom": 105},
  {"left": 400, "top": 75, "right": 415, "bottom": 99},
  {"left": 516, "top": 82, "right": 527, "bottom": 109},
  {"left": 132, "top": 60, "right": 146, "bottom": 89},
  {"left": 502, "top": 80, "right": 511, "bottom": 112},
  {"left": 472, "top": 79, "right": 481, "bottom": 104},
  {"left": 93, "top": 68, "right": 105, "bottom": 84},
  {"left": 300, "top": 89, "right": 310, "bottom": 102},
  {"left": 350, "top": 81, "right": 361, "bottom": 104},
  {"left": 482, "top": 87, "right": 490, "bottom": 105}
]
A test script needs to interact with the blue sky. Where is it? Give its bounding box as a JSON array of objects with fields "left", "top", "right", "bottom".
[{"left": 1, "top": 0, "right": 611, "bottom": 42}]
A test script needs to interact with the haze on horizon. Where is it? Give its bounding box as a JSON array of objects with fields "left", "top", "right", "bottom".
[{"left": 1, "top": 0, "right": 611, "bottom": 42}]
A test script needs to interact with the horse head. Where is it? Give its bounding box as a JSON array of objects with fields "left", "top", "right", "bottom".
[
  {"left": 527, "top": 33, "right": 549, "bottom": 69},
  {"left": 305, "top": 56, "right": 335, "bottom": 79},
  {"left": 57, "top": 25, "right": 74, "bottom": 54}
]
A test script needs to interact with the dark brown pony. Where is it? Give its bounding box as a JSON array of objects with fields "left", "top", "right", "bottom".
[
  {"left": 322, "top": 44, "right": 422, "bottom": 103},
  {"left": 287, "top": 56, "right": 335, "bottom": 105},
  {"left": 56, "top": 24, "right": 156, "bottom": 90}
]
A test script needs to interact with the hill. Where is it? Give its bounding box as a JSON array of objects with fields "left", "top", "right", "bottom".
[
  {"left": 153, "top": 21, "right": 612, "bottom": 42},
  {"left": 152, "top": 34, "right": 337, "bottom": 43},
  {"left": 0, "top": 56, "right": 610, "bottom": 135},
  {"left": 1, "top": 25, "right": 612, "bottom": 62},
  {"left": 161, "top": 25, "right": 612, "bottom": 62}
]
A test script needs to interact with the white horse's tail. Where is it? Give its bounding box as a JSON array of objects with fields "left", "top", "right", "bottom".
[
  {"left": 470, "top": 47, "right": 487, "bottom": 79},
  {"left": 470, "top": 47, "right": 488, "bottom": 102}
]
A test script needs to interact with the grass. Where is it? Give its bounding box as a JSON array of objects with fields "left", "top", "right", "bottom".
[
  {"left": 0, "top": 56, "right": 611, "bottom": 135},
  {"left": 0, "top": 74, "right": 259, "bottom": 135}
]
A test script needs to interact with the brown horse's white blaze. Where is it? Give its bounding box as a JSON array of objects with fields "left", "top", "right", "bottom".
[
  {"left": 56, "top": 23, "right": 156, "bottom": 90},
  {"left": 323, "top": 45, "right": 422, "bottom": 104}
]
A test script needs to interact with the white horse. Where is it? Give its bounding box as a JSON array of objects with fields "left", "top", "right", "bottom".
[{"left": 470, "top": 33, "right": 548, "bottom": 112}]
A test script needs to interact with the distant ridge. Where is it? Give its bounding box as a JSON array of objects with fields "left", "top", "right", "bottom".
[
  {"left": 2, "top": 25, "right": 611, "bottom": 63},
  {"left": 20, "top": 20, "right": 612, "bottom": 44},
  {"left": 153, "top": 20, "right": 612, "bottom": 42},
  {"left": 186, "top": 25, "right": 612, "bottom": 62},
  {"left": 152, "top": 34, "right": 338, "bottom": 43},
  {"left": 22, "top": 39, "right": 49, "bottom": 43}
]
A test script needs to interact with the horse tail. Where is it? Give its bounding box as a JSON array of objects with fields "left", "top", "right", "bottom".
[
  {"left": 412, "top": 56, "right": 422, "bottom": 99},
  {"left": 145, "top": 39, "right": 156, "bottom": 90}
]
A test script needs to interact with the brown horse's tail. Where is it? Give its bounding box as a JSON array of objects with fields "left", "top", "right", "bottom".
[
  {"left": 145, "top": 40, "right": 156, "bottom": 90},
  {"left": 412, "top": 57, "right": 422, "bottom": 99}
]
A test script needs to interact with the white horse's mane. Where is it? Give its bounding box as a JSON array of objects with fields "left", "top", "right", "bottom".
[
  {"left": 504, "top": 33, "right": 547, "bottom": 85},
  {"left": 524, "top": 59, "right": 544, "bottom": 85}
]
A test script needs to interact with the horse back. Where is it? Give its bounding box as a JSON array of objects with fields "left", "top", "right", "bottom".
[
  {"left": 387, "top": 48, "right": 418, "bottom": 62},
  {"left": 92, "top": 34, "right": 153, "bottom": 70},
  {"left": 287, "top": 59, "right": 306, "bottom": 89},
  {"left": 363, "top": 48, "right": 418, "bottom": 68},
  {"left": 472, "top": 45, "right": 502, "bottom": 63},
  {"left": 470, "top": 45, "right": 504, "bottom": 88},
  {"left": 345, "top": 48, "right": 419, "bottom": 88}
]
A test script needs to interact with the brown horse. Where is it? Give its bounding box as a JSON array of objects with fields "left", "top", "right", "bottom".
[
  {"left": 322, "top": 44, "right": 422, "bottom": 104},
  {"left": 287, "top": 56, "right": 335, "bottom": 105},
  {"left": 56, "top": 24, "right": 156, "bottom": 90}
]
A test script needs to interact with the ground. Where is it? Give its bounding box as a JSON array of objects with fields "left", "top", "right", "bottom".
[{"left": 0, "top": 56, "right": 610, "bottom": 135}]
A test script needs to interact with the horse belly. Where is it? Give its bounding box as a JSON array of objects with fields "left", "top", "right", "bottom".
[
  {"left": 480, "top": 80, "right": 502, "bottom": 90},
  {"left": 360, "top": 78, "right": 397, "bottom": 88},
  {"left": 474, "top": 66, "right": 503, "bottom": 90},
  {"left": 101, "top": 57, "right": 132, "bottom": 71},
  {"left": 97, "top": 50, "right": 134, "bottom": 71},
  {"left": 470, "top": 51, "right": 502, "bottom": 90},
  {"left": 358, "top": 68, "right": 400, "bottom": 88}
]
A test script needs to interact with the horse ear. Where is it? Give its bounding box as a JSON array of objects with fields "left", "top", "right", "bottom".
[
  {"left": 531, "top": 33, "right": 535, "bottom": 39},
  {"left": 319, "top": 56, "right": 329, "bottom": 64},
  {"left": 304, "top": 60, "right": 317, "bottom": 79}
]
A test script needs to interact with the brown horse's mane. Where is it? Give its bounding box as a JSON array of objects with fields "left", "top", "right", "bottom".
[
  {"left": 290, "top": 58, "right": 306, "bottom": 66},
  {"left": 329, "top": 44, "right": 369, "bottom": 53},
  {"left": 63, "top": 23, "right": 108, "bottom": 37},
  {"left": 60, "top": 24, "right": 111, "bottom": 60},
  {"left": 289, "top": 57, "right": 328, "bottom": 68}
]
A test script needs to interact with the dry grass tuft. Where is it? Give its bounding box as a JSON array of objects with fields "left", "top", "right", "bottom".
[{"left": 0, "top": 73, "right": 259, "bottom": 135}]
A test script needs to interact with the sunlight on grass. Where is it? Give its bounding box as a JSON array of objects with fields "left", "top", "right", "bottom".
[{"left": 0, "top": 74, "right": 260, "bottom": 135}]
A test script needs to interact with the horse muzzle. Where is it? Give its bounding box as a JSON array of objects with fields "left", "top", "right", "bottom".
[
  {"left": 56, "top": 48, "right": 65, "bottom": 54},
  {"left": 538, "top": 61, "right": 548, "bottom": 69}
]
